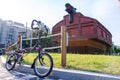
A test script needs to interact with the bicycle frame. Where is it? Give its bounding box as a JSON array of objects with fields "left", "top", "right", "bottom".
[{"left": 30, "top": 19, "right": 48, "bottom": 69}]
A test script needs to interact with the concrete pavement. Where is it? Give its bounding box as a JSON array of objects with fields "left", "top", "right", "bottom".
[
  {"left": 0, "top": 56, "right": 23, "bottom": 80},
  {"left": 0, "top": 56, "right": 38, "bottom": 80}
]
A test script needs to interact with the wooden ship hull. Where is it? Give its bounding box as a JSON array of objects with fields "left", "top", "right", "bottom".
[{"left": 52, "top": 12, "right": 112, "bottom": 54}]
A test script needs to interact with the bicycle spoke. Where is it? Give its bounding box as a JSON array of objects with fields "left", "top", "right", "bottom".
[
  {"left": 33, "top": 53, "right": 53, "bottom": 78},
  {"left": 5, "top": 54, "right": 16, "bottom": 71}
]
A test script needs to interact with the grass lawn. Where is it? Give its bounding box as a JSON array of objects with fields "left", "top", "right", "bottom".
[
  {"left": 50, "top": 53, "right": 120, "bottom": 74},
  {"left": 11, "top": 53, "right": 120, "bottom": 74}
]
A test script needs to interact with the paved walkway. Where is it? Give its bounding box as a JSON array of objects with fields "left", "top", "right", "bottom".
[
  {"left": 0, "top": 56, "right": 24, "bottom": 80},
  {"left": 0, "top": 56, "right": 38, "bottom": 80}
]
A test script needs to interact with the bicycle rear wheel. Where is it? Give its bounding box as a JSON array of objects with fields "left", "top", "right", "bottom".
[
  {"left": 34, "top": 53, "right": 53, "bottom": 78},
  {"left": 5, "top": 54, "right": 17, "bottom": 71}
]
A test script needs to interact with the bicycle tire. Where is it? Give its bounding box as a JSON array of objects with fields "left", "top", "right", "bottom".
[
  {"left": 33, "top": 53, "right": 53, "bottom": 78},
  {"left": 5, "top": 54, "right": 17, "bottom": 71}
]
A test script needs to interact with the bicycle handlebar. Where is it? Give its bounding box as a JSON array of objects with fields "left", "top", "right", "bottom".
[
  {"left": 31, "top": 19, "right": 40, "bottom": 29},
  {"left": 31, "top": 19, "right": 48, "bottom": 36}
]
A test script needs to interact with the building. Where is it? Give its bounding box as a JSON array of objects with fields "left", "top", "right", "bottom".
[
  {"left": 52, "top": 12, "right": 112, "bottom": 54},
  {"left": 0, "top": 19, "right": 31, "bottom": 48}
]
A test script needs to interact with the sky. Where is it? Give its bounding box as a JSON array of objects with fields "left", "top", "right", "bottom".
[{"left": 0, "top": 0, "right": 120, "bottom": 46}]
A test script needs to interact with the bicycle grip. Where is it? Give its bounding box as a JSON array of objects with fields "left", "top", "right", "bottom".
[{"left": 31, "top": 19, "right": 39, "bottom": 29}]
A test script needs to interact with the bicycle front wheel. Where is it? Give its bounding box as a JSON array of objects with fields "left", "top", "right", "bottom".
[
  {"left": 5, "top": 54, "right": 17, "bottom": 71},
  {"left": 34, "top": 53, "right": 53, "bottom": 78}
]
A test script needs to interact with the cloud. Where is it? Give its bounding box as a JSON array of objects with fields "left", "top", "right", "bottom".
[
  {"left": 91, "top": 0, "right": 111, "bottom": 19},
  {"left": 91, "top": 0, "right": 119, "bottom": 30}
]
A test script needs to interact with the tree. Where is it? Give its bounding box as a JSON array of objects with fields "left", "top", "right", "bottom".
[{"left": 113, "top": 46, "right": 120, "bottom": 54}]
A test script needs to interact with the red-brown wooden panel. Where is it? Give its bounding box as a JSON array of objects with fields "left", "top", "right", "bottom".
[
  {"left": 67, "top": 27, "right": 78, "bottom": 37},
  {"left": 80, "top": 17, "right": 93, "bottom": 23},
  {"left": 97, "top": 27, "right": 102, "bottom": 38}
]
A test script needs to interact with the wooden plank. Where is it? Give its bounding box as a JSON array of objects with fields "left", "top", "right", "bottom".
[{"left": 61, "top": 26, "right": 66, "bottom": 67}]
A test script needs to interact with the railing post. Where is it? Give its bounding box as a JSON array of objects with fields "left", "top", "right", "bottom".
[
  {"left": 17, "top": 35, "right": 21, "bottom": 50},
  {"left": 20, "top": 35, "right": 22, "bottom": 49},
  {"left": 61, "top": 26, "right": 67, "bottom": 67}
]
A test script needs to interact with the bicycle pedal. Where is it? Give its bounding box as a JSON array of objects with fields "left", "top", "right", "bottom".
[{"left": 19, "top": 63, "right": 23, "bottom": 66}]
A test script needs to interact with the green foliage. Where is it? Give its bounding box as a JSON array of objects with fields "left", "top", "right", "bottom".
[
  {"left": 22, "top": 37, "right": 52, "bottom": 48},
  {"left": 23, "top": 53, "right": 120, "bottom": 74},
  {"left": 113, "top": 46, "right": 120, "bottom": 53}
]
